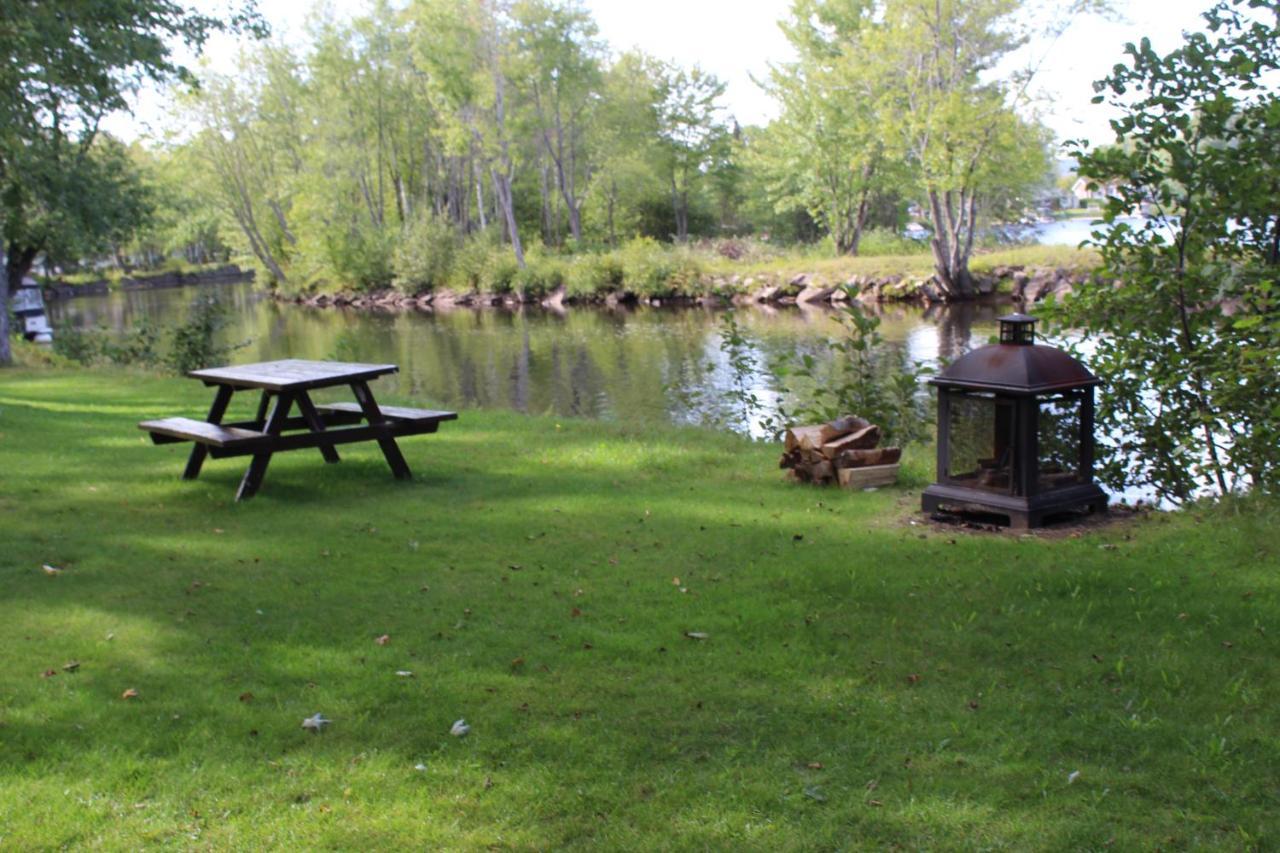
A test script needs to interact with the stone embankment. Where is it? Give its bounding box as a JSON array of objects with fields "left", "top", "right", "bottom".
[
  {"left": 43, "top": 265, "right": 253, "bottom": 299},
  {"left": 285, "top": 265, "right": 1092, "bottom": 312},
  {"left": 719, "top": 265, "right": 1090, "bottom": 307}
]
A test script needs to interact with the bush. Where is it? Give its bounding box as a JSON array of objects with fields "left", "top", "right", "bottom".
[
  {"left": 320, "top": 222, "right": 396, "bottom": 293},
  {"left": 392, "top": 213, "right": 458, "bottom": 294},
  {"left": 615, "top": 237, "right": 703, "bottom": 297},
  {"left": 564, "top": 252, "right": 624, "bottom": 298},
  {"left": 166, "top": 295, "right": 242, "bottom": 374},
  {"left": 52, "top": 321, "right": 104, "bottom": 364},
  {"left": 103, "top": 321, "right": 162, "bottom": 367},
  {"left": 511, "top": 249, "right": 567, "bottom": 300}
]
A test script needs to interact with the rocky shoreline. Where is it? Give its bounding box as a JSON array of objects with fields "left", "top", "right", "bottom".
[{"left": 282, "top": 265, "right": 1093, "bottom": 312}]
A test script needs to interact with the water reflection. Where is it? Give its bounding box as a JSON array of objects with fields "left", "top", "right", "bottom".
[{"left": 48, "top": 282, "right": 1003, "bottom": 429}]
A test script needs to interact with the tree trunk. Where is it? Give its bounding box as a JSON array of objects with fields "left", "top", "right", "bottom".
[
  {"left": 2, "top": 245, "right": 39, "bottom": 366},
  {"left": 926, "top": 188, "right": 976, "bottom": 300},
  {"left": 671, "top": 176, "right": 689, "bottom": 243},
  {"left": 0, "top": 281, "right": 10, "bottom": 367},
  {"left": 492, "top": 169, "right": 525, "bottom": 267}
]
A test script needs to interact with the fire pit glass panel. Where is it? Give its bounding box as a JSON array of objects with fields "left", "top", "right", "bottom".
[
  {"left": 1037, "top": 392, "right": 1084, "bottom": 492},
  {"left": 945, "top": 393, "right": 1013, "bottom": 493}
]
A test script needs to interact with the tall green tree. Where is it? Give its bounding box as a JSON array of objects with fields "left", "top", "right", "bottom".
[
  {"left": 0, "top": 0, "right": 262, "bottom": 365},
  {"left": 510, "top": 0, "right": 604, "bottom": 245},
  {"left": 1050, "top": 0, "right": 1280, "bottom": 501},
  {"left": 410, "top": 0, "right": 527, "bottom": 267},
  {"left": 654, "top": 64, "right": 728, "bottom": 243},
  {"left": 759, "top": 0, "right": 893, "bottom": 255},
  {"left": 865, "top": 0, "right": 1052, "bottom": 298}
]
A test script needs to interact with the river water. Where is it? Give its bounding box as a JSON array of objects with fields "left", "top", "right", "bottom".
[{"left": 47, "top": 280, "right": 1006, "bottom": 433}]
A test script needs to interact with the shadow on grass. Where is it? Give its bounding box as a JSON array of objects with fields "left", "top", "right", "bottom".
[{"left": 1, "top": 370, "right": 1278, "bottom": 847}]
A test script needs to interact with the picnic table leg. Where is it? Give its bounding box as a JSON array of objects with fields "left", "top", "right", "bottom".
[
  {"left": 183, "top": 385, "right": 233, "bottom": 480},
  {"left": 252, "top": 390, "right": 273, "bottom": 427},
  {"left": 295, "top": 391, "right": 341, "bottom": 464},
  {"left": 236, "top": 392, "right": 294, "bottom": 501},
  {"left": 350, "top": 380, "right": 412, "bottom": 480}
]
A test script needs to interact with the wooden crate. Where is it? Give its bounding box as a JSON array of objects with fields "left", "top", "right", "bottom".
[{"left": 837, "top": 463, "right": 899, "bottom": 489}]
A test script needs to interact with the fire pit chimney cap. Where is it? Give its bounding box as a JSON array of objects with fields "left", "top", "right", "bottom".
[{"left": 998, "top": 313, "right": 1037, "bottom": 345}]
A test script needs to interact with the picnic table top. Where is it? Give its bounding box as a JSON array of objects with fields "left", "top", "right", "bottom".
[{"left": 188, "top": 359, "right": 399, "bottom": 392}]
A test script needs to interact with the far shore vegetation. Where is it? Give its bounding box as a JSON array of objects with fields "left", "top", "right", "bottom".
[{"left": 40, "top": 241, "right": 1101, "bottom": 300}]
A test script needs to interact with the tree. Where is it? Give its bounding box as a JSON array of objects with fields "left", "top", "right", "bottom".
[
  {"left": 759, "top": 0, "right": 894, "bottom": 255},
  {"left": 410, "top": 0, "right": 527, "bottom": 267},
  {"left": 186, "top": 45, "right": 302, "bottom": 286},
  {"left": 653, "top": 64, "right": 728, "bottom": 243},
  {"left": 0, "top": 0, "right": 263, "bottom": 366},
  {"left": 1049, "top": 0, "right": 1280, "bottom": 502},
  {"left": 865, "top": 0, "right": 1055, "bottom": 298},
  {"left": 510, "top": 0, "right": 604, "bottom": 245}
]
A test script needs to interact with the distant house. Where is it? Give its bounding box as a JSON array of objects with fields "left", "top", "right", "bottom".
[{"left": 1070, "top": 176, "right": 1121, "bottom": 205}]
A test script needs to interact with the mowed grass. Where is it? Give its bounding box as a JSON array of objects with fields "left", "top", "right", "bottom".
[{"left": 0, "top": 368, "right": 1277, "bottom": 849}]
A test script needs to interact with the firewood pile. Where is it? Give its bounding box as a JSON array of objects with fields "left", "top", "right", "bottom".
[{"left": 780, "top": 415, "right": 901, "bottom": 489}]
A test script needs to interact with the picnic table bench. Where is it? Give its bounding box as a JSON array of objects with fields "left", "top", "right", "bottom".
[{"left": 139, "top": 359, "right": 456, "bottom": 501}]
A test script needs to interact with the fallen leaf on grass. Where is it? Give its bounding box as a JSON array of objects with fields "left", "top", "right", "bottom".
[
  {"left": 121, "top": 688, "right": 139, "bottom": 699},
  {"left": 414, "top": 763, "right": 428, "bottom": 772},
  {"left": 450, "top": 718, "right": 470, "bottom": 737},
  {"left": 570, "top": 607, "right": 582, "bottom": 618},
  {"left": 906, "top": 673, "right": 922, "bottom": 685},
  {"left": 41, "top": 669, "right": 57, "bottom": 678},
  {"left": 483, "top": 776, "right": 493, "bottom": 790},
  {"left": 806, "top": 762, "right": 824, "bottom": 770},
  {"left": 684, "top": 631, "right": 709, "bottom": 640},
  {"left": 510, "top": 657, "right": 525, "bottom": 670},
  {"left": 1067, "top": 770, "right": 1080, "bottom": 784},
  {"left": 868, "top": 799, "right": 883, "bottom": 807},
  {"left": 302, "top": 713, "right": 331, "bottom": 732},
  {"left": 375, "top": 634, "right": 391, "bottom": 646},
  {"left": 62, "top": 661, "right": 80, "bottom": 673},
  {"left": 671, "top": 577, "right": 681, "bottom": 586},
  {"left": 41, "top": 564, "right": 63, "bottom": 576},
  {"left": 396, "top": 670, "right": 415, "bottom": 678},
  {"left": 238, "top": 692, "right": 254, "bottom": 703}
]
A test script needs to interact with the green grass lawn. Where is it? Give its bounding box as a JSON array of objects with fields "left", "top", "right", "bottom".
[{"left": 0, "top": 369, "right": 1276, "bottom": 848}]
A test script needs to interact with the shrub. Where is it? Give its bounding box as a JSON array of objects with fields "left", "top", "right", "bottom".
[
  {"left": 615, "top": 237, "right": 704, "bottom": 297},
  {"left": 511, "top": 249, "right": 567, "bottom": 300},
  {"left": 103, "top": 321, "right": 162, "bottom": 367},
  {"left": 564, "top": 252, "right": 624, "bottom": 298},
  {"left": 392, "top": 213, "right": 458, "bottom": 294},
  {"left": 166, "top": 295, "right": 243, "bottom": 374},
  {"left": 52, "top": 321, "right": 104, "bottom": 364},
  {"left": 320, "top": 222, "right": 396, "bottom": 293}
]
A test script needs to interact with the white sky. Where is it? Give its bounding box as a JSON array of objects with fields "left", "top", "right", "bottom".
[{"left": 107, "top": 0, "right": 1220, "bottom": 148}]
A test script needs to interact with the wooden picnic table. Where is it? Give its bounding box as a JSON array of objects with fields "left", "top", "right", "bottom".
[{"left": 139, "top": 359, "right": 457, "bottom": 501}]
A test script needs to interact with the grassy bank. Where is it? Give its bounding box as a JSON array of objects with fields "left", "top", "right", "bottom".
[
  {"left": 297, "top": 235, "right": 1099, "bottom": 301},
  {"left": 0, "top": 369, "right": 1275, "bottom": 848}
]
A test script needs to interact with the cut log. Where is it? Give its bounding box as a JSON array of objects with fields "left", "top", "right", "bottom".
[
  {"left": 834, "top": 446, "right": 901, "bottom": 469},
  {"left": 820, "top": 425, "right": 880, "bottom": 458},
  {"left": 837, "top": 463, "right": 899, "bottom": 489},
  {"left": 828, "top": 415, "right": 871, "bottom": 435},
  {"left": 810, "top": 460, "right": 834, "bottom": 483},
  {"left": 800, "top": 447, "right": 827, "bottom": 466},
  {"left": 785, "top": 424, "right": 839, "bottom": 452}
]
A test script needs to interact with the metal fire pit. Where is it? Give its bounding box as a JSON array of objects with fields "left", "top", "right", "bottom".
[{"left": 921, "top": 314, "right": 1108, "bottom": 529}]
